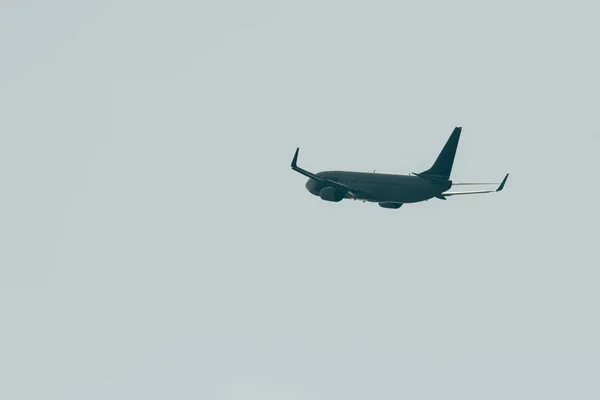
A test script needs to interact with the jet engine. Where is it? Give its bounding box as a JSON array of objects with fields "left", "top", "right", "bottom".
[{"left": 319, "top": 187, "right": 345, "bottom": 202}]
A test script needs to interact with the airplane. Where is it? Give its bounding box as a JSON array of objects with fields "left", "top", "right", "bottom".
[{"left": 291, "top": 127, "right": 508, "bottom": 209}]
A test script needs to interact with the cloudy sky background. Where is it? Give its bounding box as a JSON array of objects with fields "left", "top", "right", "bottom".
[{"left": 1, "top": 1, "right": 599, "bottom": 398}]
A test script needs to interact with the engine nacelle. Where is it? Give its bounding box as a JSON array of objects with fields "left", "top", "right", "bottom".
[
  {"left": 319, "top": 187, "right": 345, "bottom": 202},
  {"left": 379, "top": 202, "right": 403, "bottom": 209}
]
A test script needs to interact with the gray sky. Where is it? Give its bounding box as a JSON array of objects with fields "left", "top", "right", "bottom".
[{"left": 1, "top": 0, "right": 599, "bottom": 399}]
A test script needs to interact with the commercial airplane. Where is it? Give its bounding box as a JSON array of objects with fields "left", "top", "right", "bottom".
[{"left": 291, "top": 127, "right": 508, "bottom": 209}]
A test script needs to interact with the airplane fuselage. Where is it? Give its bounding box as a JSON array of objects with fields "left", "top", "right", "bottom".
[
  {"left": 305, "top": 171, "right": 452, "bottom": 204},
  {"left": 292, "top": 127, "right": 508, "bottom": 209}
]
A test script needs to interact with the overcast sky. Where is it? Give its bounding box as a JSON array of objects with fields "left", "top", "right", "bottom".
[{"left": 1, "top": 1, "right": 599, "bottom": 399}]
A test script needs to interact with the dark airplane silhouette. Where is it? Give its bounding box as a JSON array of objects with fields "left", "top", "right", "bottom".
[{"left": 291, "top": 127, "right": 508, "bottom": 209}]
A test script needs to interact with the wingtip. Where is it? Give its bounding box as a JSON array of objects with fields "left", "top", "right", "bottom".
[
  {"left": 497, "top": 173, "right": 509, "bottom": 192},
  {"left": 291, "top": 147, "right": 299, "bottom": 168}
]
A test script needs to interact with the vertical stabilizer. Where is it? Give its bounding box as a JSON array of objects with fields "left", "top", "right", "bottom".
[{"left": 420, "top": 127, "right": 461, "bottom": 180}]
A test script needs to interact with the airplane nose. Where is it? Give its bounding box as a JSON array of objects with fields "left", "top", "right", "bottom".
[{"left": 305, "top": 179, "right": 320, "bottom": 195}]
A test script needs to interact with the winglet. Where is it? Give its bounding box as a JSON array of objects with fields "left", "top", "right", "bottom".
[
  {"left": 496, "top": 174, "right": 509, "bottom": 192},
  {"left": 291, "top": 148, "right": 299, "bottom": 169}
]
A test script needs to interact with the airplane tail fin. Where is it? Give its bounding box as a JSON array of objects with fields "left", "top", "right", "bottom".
[{"left": 419, "top": 127, "right": 461, "bottom": 181}]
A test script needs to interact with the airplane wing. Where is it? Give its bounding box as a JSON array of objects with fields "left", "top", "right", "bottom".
[
  {"left": 451, "top": 182, "right": 499, "bottom": 186},
  {"left": 291, "top": 148, "right": 373, "bottom": 200},
  {"left": 441, "top": 174, "right": 509, "bottom": 198}
]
